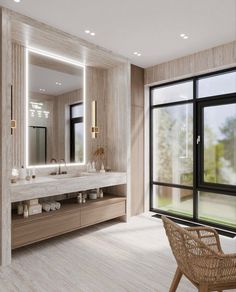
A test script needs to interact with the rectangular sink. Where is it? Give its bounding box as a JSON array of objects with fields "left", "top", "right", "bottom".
[
  {"left": 51, "top": 172, "right": 97, "bottom": 179},
  {"left": 51, "top": 173, "right": 81, "bottom": 179}
]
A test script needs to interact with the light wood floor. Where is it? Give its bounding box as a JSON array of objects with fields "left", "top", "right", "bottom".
[{"left": 0, "top": 214, "right": 235, "bottom": 292}]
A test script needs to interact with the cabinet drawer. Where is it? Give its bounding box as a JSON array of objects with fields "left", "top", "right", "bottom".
[
  {"left": 81, "top": 201, "right": 126, "bottom": 227},
  {"left": 12, "top": 210, "right": 81, "bottom": 249}
]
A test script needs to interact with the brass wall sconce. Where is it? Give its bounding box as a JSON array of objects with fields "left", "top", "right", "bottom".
[
  {"left": 11, "top": 120, "right": 17, "bottom": 129},
  {"left": 11, "top": 85, "right": 16, "bottom": 134},
  {"left": 91, "top": 100, "right": 99, "bottom": 138}
]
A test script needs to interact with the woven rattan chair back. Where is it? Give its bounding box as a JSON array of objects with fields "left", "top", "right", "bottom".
[
  {"left": 162, "top": 216, "right": 236, "bottom": 291},
  {"left": 162, "top": 216, "right": 219, "bottom": 283}
]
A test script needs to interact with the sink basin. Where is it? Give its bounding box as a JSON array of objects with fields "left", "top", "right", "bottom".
[
  {"left": 50, "top": 172, "right": 99, "bottom": 180},
  {"left": 51, "top": 173, "right": 81, "bottom": 179}
]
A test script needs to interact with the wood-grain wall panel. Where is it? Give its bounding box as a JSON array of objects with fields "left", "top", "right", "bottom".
[
  {"left": 106, "top": 64, "right": 130, "bottom": 173},
  {"left": 11, "top": 42, "right": 25, "bottom": 168},
  {"left": 86, "top": 67, "right": 107, "bottom": 166},
  {"left": 0, "top": 7, "right": 12, "bottom": 266},
  {"left": 106, "top": 63, "right": 131, "bottom": 220},
  {"left": 131, "top": 65, "right": 144, "bottom": 216},
  {"left": 145, "top": 41, "right": 236, "bottom": 85}
]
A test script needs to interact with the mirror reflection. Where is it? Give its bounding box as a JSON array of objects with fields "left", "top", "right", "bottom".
[{"left": 28, "top": 50, "right": 85, "bottom": 166}]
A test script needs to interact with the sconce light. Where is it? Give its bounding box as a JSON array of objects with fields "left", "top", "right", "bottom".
[
  {"left": 10, "top": 85, "right": 16, "bottom": 133},
  {"left": 11, "top": 120, "right": 17, "bottom": 129},
  {"left": 91, "top": 100, "right": 99, "bottom": 138}
]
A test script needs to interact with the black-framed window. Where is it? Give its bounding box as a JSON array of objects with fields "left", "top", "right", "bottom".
[
  {"left": 150, "top": 68, "right": 236, "bottom": 233},
  {"left": 70, "top": 103, "right": 84, "bottom": 163}
]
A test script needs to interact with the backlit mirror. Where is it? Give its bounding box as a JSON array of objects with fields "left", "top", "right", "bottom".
[{"left": 26, "top": 49, "right": 85, "bottom": 167}]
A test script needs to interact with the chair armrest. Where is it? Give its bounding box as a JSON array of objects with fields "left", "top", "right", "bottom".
[
  {"left": 221, "top": 252, "right": 236, "bottom": 259},
  {"left": 185, "top": 226, "right": 223, "bottom": 253}
]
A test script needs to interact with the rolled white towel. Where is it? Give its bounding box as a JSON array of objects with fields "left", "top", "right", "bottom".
[
  {"left": 55, "top": 201, "right": 61, "bottom": 210},
  {"left": 49, "top": 201, "right": 56, "bottom": 211},
  {"left": 42, "top": 202, "right": 51, "bottom": 212},
  {"left": 51, "top": 201, "right": 61, "bottom": 210}
]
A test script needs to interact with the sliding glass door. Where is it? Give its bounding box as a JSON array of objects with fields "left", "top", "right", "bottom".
[{"left": 150, "top": 68, "right": 236, "bottom": 232}]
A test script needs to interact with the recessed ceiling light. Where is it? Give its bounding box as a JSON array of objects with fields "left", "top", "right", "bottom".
[
  {"left": 180, "top": 33, "right": 189, "bottom": 39},
  {"left": 39, "top": 88, "right": 46, "bottom": 92},
  {"left": 85, "top": 30, "right": 95, "bottom": 36},
  {"left": 56, "top": 82, "right": 62, "bottom": 86},
  {"left": 14, "top": 0, "right": 21, "bottom": 2},
  {"left": 133, "top": 51, "right": 141, "bottom": 57}
]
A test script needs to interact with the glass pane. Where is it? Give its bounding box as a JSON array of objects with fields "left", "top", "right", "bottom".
[
  {"left": 74, "top": 123, "right": 84, "bottom": 162},
  {"left": 151, "top": 81, "right": 193, "bottom": 105},
  {"left": 71, "top": 103, "right": 83, "bottom": 118},
  {"left": 198, "top": 71, "right": 236, "bottom": 98},
  {"left": 152, "top": 104, "right": 193, "bottom": 185},
  {"left": 204, "top": 103, "right": 236, "bottom": 185},
  {"left": 199, "top": 192, "right": 236, "bottom": 228},
  {"left": 152, "top": 185, "right": 193, "bottom": 217}
]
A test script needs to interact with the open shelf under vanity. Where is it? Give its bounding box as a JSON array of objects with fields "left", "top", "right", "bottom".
[{"left": 12, "top": 195, "right": 126, "bottom": 249}]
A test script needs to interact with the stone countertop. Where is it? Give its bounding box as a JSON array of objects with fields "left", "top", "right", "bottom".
[{"left": 10, "top": 172, "right": 127, "bottom": 203}]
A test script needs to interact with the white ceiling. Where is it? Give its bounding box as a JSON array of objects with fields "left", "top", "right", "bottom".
[
  {"left": 29, "top": 65, "right": 83, "bottom": 95},
  {"left": 1, "top": 0, "right": 236, "bottom": 68}
]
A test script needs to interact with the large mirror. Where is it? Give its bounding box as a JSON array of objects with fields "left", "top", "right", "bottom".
[{"left": 27, "top": 49, "right": 85, "bottom": 167}]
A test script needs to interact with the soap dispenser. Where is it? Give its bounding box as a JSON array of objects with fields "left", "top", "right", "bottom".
[{"left": 19, "top": 166, "right": 26, "bottom": 180}]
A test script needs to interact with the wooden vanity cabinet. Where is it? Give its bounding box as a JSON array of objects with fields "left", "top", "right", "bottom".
[
  {"left": 81, "top": 200, "right": 126, "bottom": 227},
  {"left": 12, "top": 196, "right": 126, "bottom": 249}
]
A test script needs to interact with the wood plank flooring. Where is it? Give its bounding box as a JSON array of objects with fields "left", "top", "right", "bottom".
[{"left": 0, "top": 214, "right": 235, "bottom": 292}]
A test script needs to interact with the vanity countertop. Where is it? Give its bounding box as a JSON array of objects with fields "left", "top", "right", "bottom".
[{"left": 10, "top": 172, "right": 127, "bottom": 203}]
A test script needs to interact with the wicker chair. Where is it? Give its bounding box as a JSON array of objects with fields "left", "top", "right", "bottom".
[{"left": 162, "top": 216, "right": 236, "bottom": 292}]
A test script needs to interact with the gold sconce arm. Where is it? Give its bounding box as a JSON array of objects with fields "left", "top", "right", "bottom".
[{"left": 91, "top": 100, "right": 99, "bottom": 138}]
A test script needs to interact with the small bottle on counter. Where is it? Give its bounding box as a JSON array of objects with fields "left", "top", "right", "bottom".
[
  {"left": 19, "top": 166, "right": 26, "bottom": 180},
  {"left": 32, "top": 168, "right": 36, "bottom": 179},
  {"left": 87, "top": 161, "right": 92, "bottom": 173},
  {"left": 17, "top": 202, "right": 24, "bottom": 215},
  {"left": 100, "top": 189, "right": 104, "bottom": 198},
  {"left": 23, "top": 204, "right": 29, "bottom": 218},
  {"left": 25, "top": 169, "right": 31, "bottom": 181},
  {"left": 11, "top": 168, "right": 19, "bottom": 183}
]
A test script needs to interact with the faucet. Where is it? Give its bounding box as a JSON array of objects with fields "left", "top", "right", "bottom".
[
  {"left": 50, "top": 158, "right": 57, "bottom": 175},
  {"left": 58, "top": 159, "right": 67, "bottom": 175}
]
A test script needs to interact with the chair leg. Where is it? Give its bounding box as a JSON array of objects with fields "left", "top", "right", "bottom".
[
  {"left": 169, "top": 267, "right": 182, "bottom": 292},
  {"left": 199, "top": 283, "right": 209, "bottom": 292}
]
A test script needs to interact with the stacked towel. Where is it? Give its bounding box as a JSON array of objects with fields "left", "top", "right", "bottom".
[
  {"left": 42, "top": 201, "right": 61, "bottom": 212},
  {"left": 52, "top": 201, "right": 61, "bottom": 210},
  {"left": 50, "top": 202, "right": 56, "bottom": 211},
  {"left": 42, "top": 202, "right": 51, "bottom": 212}
]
